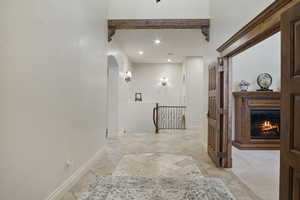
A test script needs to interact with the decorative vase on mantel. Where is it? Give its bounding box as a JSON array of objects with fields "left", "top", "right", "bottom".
[{"left": 239, "top": 80, "right": 250, "bottom": 91}]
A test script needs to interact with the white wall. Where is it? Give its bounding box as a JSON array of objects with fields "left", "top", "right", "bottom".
[
  {"left": 232, "top": 33, "right": 281, "bottom": 92},
  {"left": 125, "top": 103, "right": 158, "bottom": 133},
  {"left": 107, "top": 56, "right": 120, "bottom": 137},
  {"left": 108, "top": 0, "right": 210, "bottom": 19},
  {"left": 183, "top": 57, "right": 207, "bottom": 129},
  {"left": 108, "top": 41, "right": 132, "bottom": 135},
  {"left": 182, "top": 57, "right": 208, "bottom": 146},
  {"left": 209, "top": 0, "right": 275, "bottom": 56},
  {"left": 124, "top": 63, "right": 183, "bottom": 133},
  {"left": 131, "top": 63, "right": 183, "bottom": 105},
  {"left": 0, "top": 0, "right": 108, "bottom": 199}
]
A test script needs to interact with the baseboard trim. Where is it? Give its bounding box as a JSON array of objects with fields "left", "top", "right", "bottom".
[{"left": 45, "top": 147, "right": 105, "bottom": 200}]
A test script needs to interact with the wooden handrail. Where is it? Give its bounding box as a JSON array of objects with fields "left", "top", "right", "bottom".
[{"left": 153, "top": 103, "right": 159, "bottom": 134}]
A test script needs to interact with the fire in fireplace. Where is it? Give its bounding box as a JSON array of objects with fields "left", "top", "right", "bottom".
[{"left": 251, "top": 110, "right": 280, "bottom": 139}]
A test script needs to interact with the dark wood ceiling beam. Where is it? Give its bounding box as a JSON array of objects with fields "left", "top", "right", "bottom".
[
  {"left": 217, "top": 0, "right": 299, "bottom": 57},
  {"left": 108, "top": 27, "right": 116, "bottom": 42},
  {"left": 108, "top": 19, "right": 209, "bottom": 29},
  {"left": 108, "top": 19, "right": 210, "bottom": 42}
]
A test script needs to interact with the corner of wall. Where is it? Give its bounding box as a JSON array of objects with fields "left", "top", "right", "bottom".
[{"left": 45, "top": 147, "right": 106, "bottom": 200}]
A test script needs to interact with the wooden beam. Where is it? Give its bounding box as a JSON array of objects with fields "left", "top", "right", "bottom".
[
  {"left": 108, "top": 27, "right": 116, "bottom": 42},
  {"left": 217, "top": 0, "right": 299, "bottom": 57},
  {"left": 108, "top": 19, "right": 210, "bottom": 42},
  {"left": 108, "top": 19, "right": 209, "bottom": 29}
]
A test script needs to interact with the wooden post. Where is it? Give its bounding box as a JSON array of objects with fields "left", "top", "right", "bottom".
[{"left": 155, "top": 103, "right": 159, "bottom": 134}]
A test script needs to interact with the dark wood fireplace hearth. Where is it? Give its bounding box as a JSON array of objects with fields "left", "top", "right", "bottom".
[{"left": 233, "top": 91, "right": 281, "bottom": 150}]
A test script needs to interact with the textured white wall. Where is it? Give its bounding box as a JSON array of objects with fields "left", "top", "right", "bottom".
[
  {"left": 184, "top": 57, "right": 207, "bottom": 130},
  {"left": 0, "top": 0, "right": 108, "bottom": 199},
  {"left": 108, "top": 0, "right": 210, "bottom": 19},
  {"left": 232, "top": 33, "right": 281, "bottom": 92},
  {"left": 209, "top": 0, "right": 275, "bottom": 56},
  {"left": 107, "top": 56, "right": 120, "bottom": 137},
  {"left": 108, "top": 41, "right": 132, "bottom": 135},
  {"left": 125, "top": 102, "right": 158, "bottom": 133},
  {"left": 182, "top": 57, "right": 208, "bottom": 146},
  {"left": 124, "top": 63, "right": 183, "bottom": 133},
  {"left": 131, "top": 63, "right": 183, "bottom": 105}
]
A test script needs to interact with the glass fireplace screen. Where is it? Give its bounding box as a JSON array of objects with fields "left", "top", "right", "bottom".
[{"left": 250, "top": 110, "right": 280, "bottom": 140}]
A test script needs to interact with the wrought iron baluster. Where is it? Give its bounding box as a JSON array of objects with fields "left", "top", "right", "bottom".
[{"left": 154, "top": 105, "right": 186, "bottom": 132}]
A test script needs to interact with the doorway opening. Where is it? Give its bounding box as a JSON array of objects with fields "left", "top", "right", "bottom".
[
  {"left": 214, "top": 1, "right": 300, "bottom": 199},
  {"left": 229, "top": 32, "right": 281, "bottom": 200},
  {"left": 108, "top": 19, "right": 210, "bottom": 135},
  {"left": 108, "top": 21, "right": 209, "bottom": 135}
]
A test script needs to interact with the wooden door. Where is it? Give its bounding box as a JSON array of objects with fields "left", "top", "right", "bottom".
[
  {"left": 208, "top": 61, "right": 223, "bottom": 167},
  {"left": 280, "top": 2, "right": 300, "bottom": 199}
]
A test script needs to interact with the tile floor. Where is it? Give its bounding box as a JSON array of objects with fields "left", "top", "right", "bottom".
[
  {"left": 61, "top": 130, "right": 268, "bottom": 200},
  {"left": 112, "top": 153, "right": 203, "bottom": 178},
  {"left": 232, "top": 147, "right": 280, "bottom": 200}
]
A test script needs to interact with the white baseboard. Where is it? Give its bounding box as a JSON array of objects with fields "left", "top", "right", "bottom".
[{"left": 45, "top": 148, "right": 105, "bottom": 200}]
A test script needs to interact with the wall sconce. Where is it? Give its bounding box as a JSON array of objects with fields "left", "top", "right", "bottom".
[
  {"left": 160, "top": 77, "right": 168, "bottom": 86},
  {"left": 124, "top": 71, "right": 132, "bottom": 82}
]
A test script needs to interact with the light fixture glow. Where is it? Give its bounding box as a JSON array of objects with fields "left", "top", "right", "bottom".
[
  {"left": 160, "top": 77, "right": 168, "bottom": 86},
  {"left": 167, "top": 59, "right": 172, "bottom": 62},
  {"left": 124, "top": 71, "right": 132, "bottom": 82},
  {"left": 138, "top": 51, "right": 144, "bottom": 55},
  {"left": 154, "top": 39, "right": 161, "bottom": 44}
]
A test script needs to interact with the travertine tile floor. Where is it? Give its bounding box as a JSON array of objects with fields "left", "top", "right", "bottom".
[
  {"left": 61, "top": 130, "right": 264, "bottom": 200},
  {"left": 232, "top": 147, "right": 280, "bottom": 200},
  {"left": 113, "top": 153, "right": 204, "bottom": 178}
]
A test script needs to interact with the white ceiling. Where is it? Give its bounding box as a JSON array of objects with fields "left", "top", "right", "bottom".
[{"left": 113, "top": 29, "right": 207, "bottom": 63}]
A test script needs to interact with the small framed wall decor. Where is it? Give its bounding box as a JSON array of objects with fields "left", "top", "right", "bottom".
[{"left": 135, "top": 93, "right": 142, "bottom": 102}]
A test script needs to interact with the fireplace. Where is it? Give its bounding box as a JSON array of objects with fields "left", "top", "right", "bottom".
[
  {"left": 233, "top": 91, "right": 281, "bottom": 150},
  {"left": 251, "top": 110, "right": 280, "bottom": 140}
]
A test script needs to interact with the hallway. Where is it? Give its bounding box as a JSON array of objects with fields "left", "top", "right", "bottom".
[
  {"left": 61, "top": 130, "right": 261, "bottom": 200},
  {"left": 2, "top": 0, "right": 300, "bottom": 199}
]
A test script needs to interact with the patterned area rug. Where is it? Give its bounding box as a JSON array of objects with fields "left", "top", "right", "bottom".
[{"left": 79, "top": 176, "right": 235, "bottom": 200}]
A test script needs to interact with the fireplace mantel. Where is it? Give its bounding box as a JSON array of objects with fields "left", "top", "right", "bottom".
[
  {"left": 233, "top": 91, "right": 281, "bottom": 150},
  {"left": 233, "top": 91, "right": 280, "bottom": 98}
]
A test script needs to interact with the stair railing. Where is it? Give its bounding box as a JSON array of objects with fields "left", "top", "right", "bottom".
[{"left": 153, "top": 103, "right": 186, "bottom": 134}]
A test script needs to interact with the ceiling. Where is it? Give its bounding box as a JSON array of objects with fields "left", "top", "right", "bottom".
[{"left": 113, "top": 29, "right": 207, "bottom": 63}]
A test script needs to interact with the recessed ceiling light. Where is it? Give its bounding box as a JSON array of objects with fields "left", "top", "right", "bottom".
[
  {"left": 167, "top": 59, "right": 172, "bottom": 62},
  {"left": 138, "top": 51, "right": 144, "bottom": 55},
  {"left": 154, "top": 39, "right": 161, "bottom": 44}
]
